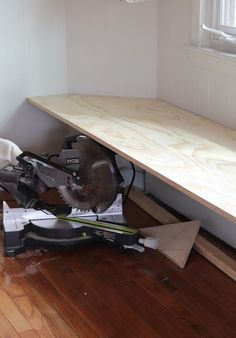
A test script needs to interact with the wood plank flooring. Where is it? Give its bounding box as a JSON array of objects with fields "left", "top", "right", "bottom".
[{"left": 0, "top": 193, "right": 235, "bottom": 337}]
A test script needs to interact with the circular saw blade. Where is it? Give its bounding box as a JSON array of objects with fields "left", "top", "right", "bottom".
[{"left": 57, "top": 136, "right": 121, "bottom": 213}]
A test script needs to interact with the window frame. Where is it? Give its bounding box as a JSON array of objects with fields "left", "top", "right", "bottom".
[
  {"left": 218, "top": 0, "right": 236, "bottom": 35},
  {"left": 193, "top": 0, "right": 236, "bottom": 54}
]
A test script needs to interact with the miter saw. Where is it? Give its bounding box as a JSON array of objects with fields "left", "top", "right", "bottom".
[{"left": 0, "top": 134, "right": 158, "bottom": 256}]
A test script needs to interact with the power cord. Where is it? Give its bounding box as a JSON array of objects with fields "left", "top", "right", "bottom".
[{"left": 122, "top": 162, "right": 136, "bottom": 206}]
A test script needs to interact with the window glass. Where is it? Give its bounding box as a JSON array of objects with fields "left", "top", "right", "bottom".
[{"left": 220, "top": 0, "right": 236, "bottom": 27}]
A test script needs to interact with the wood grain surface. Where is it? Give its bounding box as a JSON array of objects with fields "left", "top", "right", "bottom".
[{"left": 28, "top": 95, "right": 236, "bottom": 223}]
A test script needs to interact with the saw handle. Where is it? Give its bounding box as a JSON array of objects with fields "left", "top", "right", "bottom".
[{"left": 63, "top": 135, "right": 79, "bottom": 149}]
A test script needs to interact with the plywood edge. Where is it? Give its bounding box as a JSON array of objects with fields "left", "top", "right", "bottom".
[{"left": 129, "top": 188, "right": 236, "bottom": 280}]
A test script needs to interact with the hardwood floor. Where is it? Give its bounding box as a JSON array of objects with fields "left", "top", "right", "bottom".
[{"left": 0, "top": 193, "right": 235, "bottom": 338}]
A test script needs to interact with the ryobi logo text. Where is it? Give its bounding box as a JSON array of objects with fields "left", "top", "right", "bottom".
[{"left": 66, "top": 158, "right": 80, "bottom": 165}]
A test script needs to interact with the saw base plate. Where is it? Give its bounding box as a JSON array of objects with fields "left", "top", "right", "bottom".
[{"left": 3, "top": 194, "right": 130, "bottom": 257}]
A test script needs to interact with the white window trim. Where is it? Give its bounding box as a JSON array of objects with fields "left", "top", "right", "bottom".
[
  {"left": 192, "top": 0, "right": 205, "bottom": 47},
  {"left": 192, "top": 0, "right": 214, "bottom": 47}
]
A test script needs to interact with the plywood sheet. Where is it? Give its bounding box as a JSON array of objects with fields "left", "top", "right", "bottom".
[{"left": 27, "top": 95, "right": 236, "bottom": 222}]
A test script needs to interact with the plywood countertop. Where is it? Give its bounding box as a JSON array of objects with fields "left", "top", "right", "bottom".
[{"left": 27, "top": 95, "right": 236, "bottom": 223}]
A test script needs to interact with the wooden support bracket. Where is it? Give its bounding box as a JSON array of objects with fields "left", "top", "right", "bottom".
[
  {"left": 141, "top": 221, "right": 200, "bottom": 268},
  {"left": 129, "top": 188, "right": 236, "bottom": 280}
]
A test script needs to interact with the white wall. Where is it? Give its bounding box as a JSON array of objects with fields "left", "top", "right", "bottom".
[
  {"left": 0, "top": 0, "right": 68, "bottom": 153},
  {"left": 65, "top": 0, "right": 158, "bottom": 193},
  {"left": 66, "top": 0, "right": 158, "bottom": 98},
  {"left": 156, "top": 0, "right": 236, "bottom": 128},
  {"left": 145, "top": 0, "right": 236, "bottom": 247}
]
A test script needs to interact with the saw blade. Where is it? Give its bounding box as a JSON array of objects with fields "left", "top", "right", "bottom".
[{"left": 56, "top": 135, "right": 121, "bottom": 213}]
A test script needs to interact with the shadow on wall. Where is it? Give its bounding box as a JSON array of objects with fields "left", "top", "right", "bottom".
[{"left": 1, "top": 101, "right": 69, "bottom": 154}]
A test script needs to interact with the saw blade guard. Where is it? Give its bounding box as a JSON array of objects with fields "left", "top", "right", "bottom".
[{"left": 56, "top": 135, "right": 123, "bottom": 213}]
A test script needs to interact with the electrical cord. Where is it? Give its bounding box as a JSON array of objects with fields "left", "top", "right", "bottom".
[
  {"left": 122, "top": 162, "right": 136, "bottom": 206},
  {"left": 119, "top": 165, "right": 143, "bottom": 174},
  {"left": 0, "top": 184, "right": 8, "bottom": 192}
]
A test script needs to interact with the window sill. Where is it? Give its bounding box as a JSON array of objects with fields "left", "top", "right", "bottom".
[{"left": 186, "top": 45, "right": 236, "bottom": 76}]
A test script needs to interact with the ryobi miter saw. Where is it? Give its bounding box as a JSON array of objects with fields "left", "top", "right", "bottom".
[{"left": 0, "top": 134, "right": 158, "bottom": 256}]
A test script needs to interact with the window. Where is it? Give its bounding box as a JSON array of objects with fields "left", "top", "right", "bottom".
[
  {"left": 193, "top": 0, "right": 236, "bottom": 54},
  {"left": 218, "top": 0, "right": 236, "bottom": 34}
]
